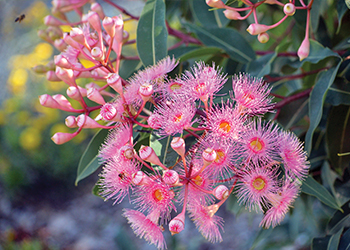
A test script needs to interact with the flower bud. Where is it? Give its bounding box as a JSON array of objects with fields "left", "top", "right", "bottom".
[
  {"left": 258, "top": 32, "right": 269, "bottom": 43},
  {"left": 114, "top": 15, "right": 124, "bottom": 43},
  {"left": 246, "top": 23, "right": 269, "bottom": 35},
  {"left": 120, "top": 145, "right": 134, "bottom": 160},
  {"left": 54, "top": 55, "right": 72, "bottom": 69},
  {"left": 88, "top": 11, "right": 102, "bottom": 33},
  {"left": 169, "top": 213, "right": 185, "bottom": 236},
  {"left": 46, "top": 71, "right": 61, "bottom": 81},
  {"left": 206, "top": 0, "right": 225, "bottom": 8},
  {"left": 39, "top": 94, "right": 61, "bottom": 109},
  {"left": 91, "top": 47, "right": 104, "bottom": 61},
  {"left": 297, "top": 37, "right": 310, "bottom": 61},
  {"left": 65, "top": 115, "right": 78, "bottom": 128},
  {"left": 52, "top": 94, "right": 73, "bottom": 109},
  {"left": 55, "top": 66, "right": 75, "bottom": 85},
  {"left": 44, "top": 15, "right": 63, "bottom": 26},
  {"left": 51, "top": 132, "right": 76, "bottom": 145},
  {"left": 32, "top": 65, "right": 47, "bottom": 74},
  {"left": 37, "top": 30, "right": 51, "bottom": 43},
  {"left": 67, "top": 86, "right": 87, "bottom": 100},
  {"left": 76, "top": 114, "right": 104, "bottom": 128},
  {"left": 139, "top": 146, "right": 162, "bottom": 166},
  {"left": 100, "top": 103, "right": 117, "bottom": 120},
  {"left": 70, "top": 27, "right": 90, "bottom": 50},
  {"left": 202, "top": 148, "right": 217, "bottom": 167},
  {"left": 213, "top": 185, "right": 229, "bottom": 200},
  {"left": 87, "top": 87, "right": 105, "bottom": 105},
  {"left": 163, "top": 170, "right": 179, "bottom": 185},
  {"left": 63, "top": 33, "right": 81, "bottom": 50},
  {"left": 107, "top": 73, "right": 123, "bottom": 95},
  {"left": 171, "top": 137, "right": 185, "bottom": 157},
  {"left": 51, "top": 7, "right": 68, "bottom": 21},
  {"left": 54, "top": 39, "right": 67, "bottom": 51},
  {"left": 283, "top": 3, "right": 296, "bottom": 16},
  {"left": 139, "top": 84, "right": 153, "bottom": 102},
  {"left": 103, "top": 17, "right": 115, "bottom": 38},
  {"left": 132, "top": 171, "right": 151, "bottom": 185},
  {"left": 91, "top": 2, "right": 105, "bottom": 19},
  {"left": 223, "top": 9, "right": 242, "bottom": 20}
]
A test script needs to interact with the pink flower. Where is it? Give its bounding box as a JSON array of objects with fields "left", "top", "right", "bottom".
[
  {"left": 260, "top": 181, "right": 300, "bottom": 228},
  {"left": 240, "top": 119, "right": 280, "bottom": 163},
  {"left": 99, "top": 123, "right": 132, "bottom": 161},
  {"left": 235, "top": 162, "right": 279, "bottom": 212},
  {"left": 153, "top": 96, "right": 197, "bottom": 136},
  {"left": 232, "top": 74, "right": 274, "bottom": 115},
  {"left": 205, "top": 100, "right": 245, "bottom": 142},
  {"left": 188, "top": 202, "right": 224, "bottom": 243},
  {"left": 278, "top": 131, "right": 309, "bottom": 180},
  {"left": 182, "top": 61, "right": 227, "bottom": 102},
  {"left": 99, "top": 158, "right": 139, "bottom": 204},
  {"left": 133, "top": 179, "right": 175, "bottom": 221},
  {"left": 123, "top": 209, "right": 166, "bottom": 250}
]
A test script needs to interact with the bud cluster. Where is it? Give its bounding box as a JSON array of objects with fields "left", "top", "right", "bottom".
[
  {"left": 206, "top": 0, "right": 312, "bottom": 61},
  {"left": 36, "top": 1, "right": 310, "bottom": 249}
]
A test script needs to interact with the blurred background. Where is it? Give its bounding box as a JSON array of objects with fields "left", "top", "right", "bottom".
[{"left": 0, "top": 1, "right": 335, "bottom": 249}]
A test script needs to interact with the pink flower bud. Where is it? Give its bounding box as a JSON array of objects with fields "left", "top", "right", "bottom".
[
  {"left": 103, "top": 17, "right": 115, "bottom": 38},
  {"left": 258, "top": 32, "right": 269, "bottom": 43},
  {"left": 139, "top": 145, "right": 162, "bottom": 166},
  {"left": 51, "top": 132, "right": 76, "bottom": 145},
  {"left": 88, "top": 11, "right": 102, "bottom": 33},
  {"left": 70, "top": 27, "right": 90, "bottom": 49},
  {"left": 39, "top": 94, "right": 61, "bottom": 109},
  {"left": 169, "top": 213, "right": 185, "bottom": 236},
  {"left": 113, "top": 15, "right": 124, "bottom": 43},
  {"left": 37, "top": 30, "right": 51, "bottom": 43},
  {"left": 246, "top": 23, "right": 270, "bottom": 35},
  {"left": 87, "top": 87, "right": 105, "bottom": 104},
  {"left": 51, "top": 7, "right": 67, "bottom": 21},
  {"left": 46, "top": 71, "right": 61, "bottom": 82},
  {"left": 55, "top": 66, "right": 75, "bottom": 85},
  {"left": 44, "top": 15, "right": 63, "bottom": 26},
  {"left": 91, "top": 3, "right": 105, "bottom": 19},
  {"left": 283, "top": 3, "right": 296, "bottom": 16},
  {"left": 67, "top": 86, "right": 87, "bottom": 100},
  {"left": 91, "top": 47, "right": 104, "bottom": 61},
  {"left": 32, "top": 65, "right": 47, "bottom": 74},
  {"left": 139, "top": 84, "right": 153, "bottom": 102},
  {"left": 147, "top": 113, "right": 162, "bottom": 129},
  {"left": 107, "top": 73, "right": 123, "bottom": 95},
  {"left": 213, "top": 185, "right": 229, "bottom": 200},
  {"left": 54, "top": 39, "right": 67, "bottom": 51},
  {"left": 76, "top": 114, "right": 104, "bottom": 128},
  {"left": 54, "top": 55, "right": 72, "bottom": 68},
  {"left": 171, "top": 137, "right": 185, "bottom": 157},
  {"left": 297, "top": 37, "right": 310, "bottom": 61},
  {"left": 100, "top": 103, "right": 117, "bottom": 120},
  {"left": 163, "top": 170, "right": 179, "bottom": 185},
  {"left": 65, "top": 115, "right": 78, "bottom": 128},
  {"left": 52, "top": 94, "right": 73, "bottom": 109},
  {"left": 206, "top": 0, "right": 225, "bottom": 8},
  {"left": 63, "top": 33, "right": 81, "bottom": 50},
  {"left": 120, "top": 145, "right": 134, "bottom": 160},
  {"left": 202, "top": 148, "right": 217, "bottom": 167},
  {"left": 223, "top": 9, "right": 242, "bottom": 20},
  {"left": 132, "top": 171, "right": 151, "bottom": 185}
]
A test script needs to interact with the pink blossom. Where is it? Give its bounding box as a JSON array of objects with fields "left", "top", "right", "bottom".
[
  {"left": 235, "top": 162, "right": 279, "bottom": 212},
  {"left": 188, "top": 202, "right": 224, "bottom": 243},
  {"left": 278, "top": 131, "right": 309, "bottom": 180},
  {"left": 240, "top": 119, "right": 280, "bottom": 163},
  {"left": 123, "top": 209, "right": 166, "bottom": 250},
  {"left": 100, "top": 158, "right": 140, "bottom": 204},
  {"left": 260, "top": 181, "right": 300, "bottom": 228},
  {"left": 232, "top": 74, "right": 274, "bottom": 115}
]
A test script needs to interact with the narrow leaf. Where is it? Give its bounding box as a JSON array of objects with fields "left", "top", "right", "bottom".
[
  {"left": 75, "top": 129, "right": 109, "bottom": 185},
  {"left": 327, "top": 200, "right": 350, "bottom": 234},
  {"left": 328, "top": 227, "right": 343, "bottom": 250},
  {"left": 301, "top": 175, "right": 342, "bottom": 211},
  {"left": 246, "top": 52, "right": 277, "bottom": 78},
  {"left": 186, "top": 23, "right": 255, "bottom": 63},
  {"left": 305, "top": 62, "right": 341, "bottom": 154},
  {"left": 137, "top": 0, "right": 167, "bottom": 67}
]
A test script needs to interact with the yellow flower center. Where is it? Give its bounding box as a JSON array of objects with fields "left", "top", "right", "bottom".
[
  {"left": 193, "top": 175, "right": 203, "bottom": 186},
  {"left": 153, "top": 189, "right": 164, "bottom": 202},
  {"left": 173, "top": 113, "right": 183, "bottom": 123},
  {"left": 252, "top": 177, "right": 266, "bottom": 191},
  {"left": 249, "top": 137, "right": 264, "bottom": 153},
  {"left": 170, "top": 82, "right": 182, "bottom": 91},
  {"left": 214, "top": 149, "right": 226, "bottom": 164},
  {"left": 219, "top": 120, "right": 231, "bottom": 133}
]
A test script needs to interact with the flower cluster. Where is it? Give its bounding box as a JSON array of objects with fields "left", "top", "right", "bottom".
[
  {"left": 206, "top": 0, "right": 313, "bottom": 61},
  {"left": 36, "top": 1, "right": 309, "bottom": 249}
]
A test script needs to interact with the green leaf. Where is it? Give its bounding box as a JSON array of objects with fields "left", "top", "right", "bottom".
[
  {"left": 327, "top": 200, "right": 350, "bottom": 234},
  {"left": 328, "top": 227, "right": 343, "bottom": 250},
  {"left": 337, "top": 0, "right": 349, "bottom": 33},
  {"left": 119, "top": 60, "right": 142, "bottom": 79},
  {"left": 305, "top": 63, "right": 341, "bottom": 154},
  {"left": 92, "top": 180, "right": 104, "bottom": 199},
  {"left": 190, "top": 0, "right": 229, "bottom": 28},
  {"left": 137, "top": 0, "right": 167, "bottom": 67},
  {"left": 246, "top": 52, "right": 277, "bottom": 78},
  {"left": 249, "top": 227, "right": 274, "bottom": 250},
  {"left": 312, "top": 235, "right": 331, "bottom": 250},
  {"left": 186, "top": 23, "right": 255, "bottom": 63},
  {"left": 339, "top": 228, "right": 350, "bottom": 250},
  {"left": 326, "top": 105, "right": 350, "bottom": 175},
  {"left": 326, "top": 80, "right": 350, "bottom": 106},
  {"left": 301, "top": 175, "right": 342, "bottom": 211},
  {"left": 150, "top": 134, "right": 178, "bottom": 167},
  {"left": 75, "top": 129, "right": 109, "bottom": 185},
  {"left": 172, "top": 47, "right": 223, "bottom": 62}
]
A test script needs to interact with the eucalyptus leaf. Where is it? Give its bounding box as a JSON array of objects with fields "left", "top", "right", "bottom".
[
  {"left": 246, "top": 52, "right": 277, "bottom": 77},
  {"left": 186, "top": 23, "right": 255, "bottom": 63},
  {"left": 190, "top": 0, "right": 229, "bottom": 28},
  {"left": 337, "top": 0, "right": 349, "bottom": 33},
  {"left": 76, "top": 129, "right": 109, "bottom": 185},
  {"left": 327, "top": 200, "right": 350, "bottom": 234},
  {"left": 137, "top": 0, "right": 167, "bottom": 67},
  {"left": 301, "top": 175, "right": 342, "bottom": 211},
  {"left": 327, "top": 227, "right": 343, "bottom": 250}
]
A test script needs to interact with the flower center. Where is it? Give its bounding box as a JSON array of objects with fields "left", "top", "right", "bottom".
[
  {"left": 252, "top": 177, "right": 266, "bottom": 191},
  {"left": 218, "top": 120, "right": 231, "bottom": 133},
  {"left": 195, "top": 82, "right": 206, "bottom": 95},
  {"left": 153, "top": 189, "right": 164, "bottom": 202},
  {"left": 173, "top": 113, "right": 183, "bottom": 123},
  {"left": 193, "top": 175, "right": 203, "bottom": 186},
  {"left": 214, "top": 149, "right": 226, "bottom": 164},
  {"left": 249, "top": 137, "right": 265, "bottom": 153},
  {"left": 243, "top": 92, "right": 255, "bottom": 103},
  {"left": 170, "top": 82, "right": 182, "bottom": 91}
]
